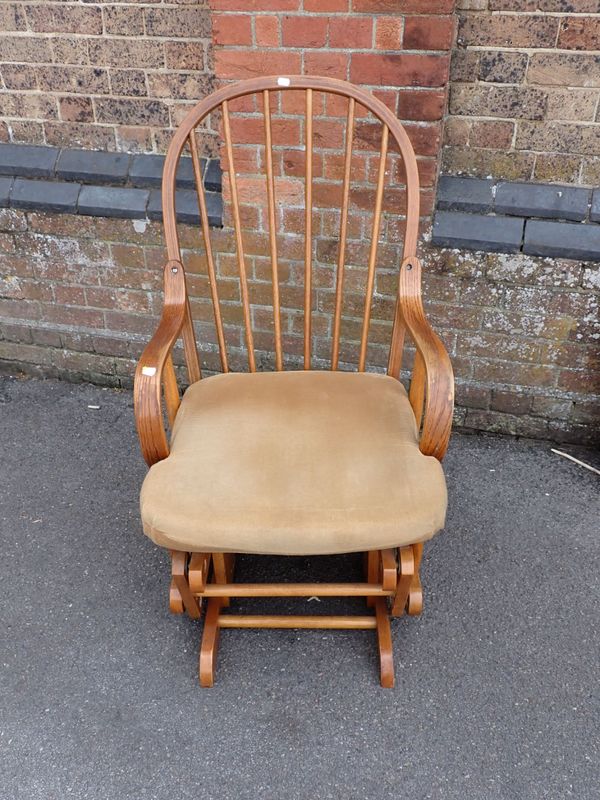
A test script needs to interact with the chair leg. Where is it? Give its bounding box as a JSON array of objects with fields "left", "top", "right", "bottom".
[
  {"left": 199, "top": 597, "right": 221, "bottom": 687},
  {"left": 374, "top": 598, "right": 394, "bottom": 688},
  {"left": 407, "top": 543, "right": 424, "bottom": 616},
  {"left": 171, "top": 551, "right": 201, "bottom": 619}
]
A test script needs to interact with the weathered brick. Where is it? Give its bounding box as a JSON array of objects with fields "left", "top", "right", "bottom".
[
  {"left": 557, "top": 17, "right": 600, "bottom": 51},
  {"left": 450, "top": 85, "right": 547, "bottom": 121},
  {"left": 478, "top": 50, "right": 528, "bottom": 84},
  {"left": 458, "top": 13, "right": 558, "bottom": 48},
  {"left": 25, "top": 4, "right": 102, "bottom": 35},
  {"left": 145, "top": 7, "right": 211, "bottom": 39},
  {"left": 528, "top": 54, "right": 600, "bottom": 88}
]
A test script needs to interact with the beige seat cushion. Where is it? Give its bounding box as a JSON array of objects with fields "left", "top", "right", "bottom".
[{"left": 140, "top": 371, "right": 447, "bottom": 555}]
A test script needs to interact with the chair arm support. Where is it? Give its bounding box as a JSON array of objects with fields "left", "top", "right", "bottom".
[
  {"left": 134, "top": 261, "right": 187, "bottom": 467},
  {"left": 398, "top": 257, "right": 454, "bottom": 461}
]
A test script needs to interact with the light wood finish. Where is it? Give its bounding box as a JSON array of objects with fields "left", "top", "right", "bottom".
[
  {"left": 262, "top": 89, "right": 283, "bottom": 371},
  {"left": 407, "top": 542, "right": 424, "bottom": 616},
  {"left": 189, "top": 132, "right": 228, "bottom": 373},
  {"left": 375, "top": 598, "right": 394, "bottom": 688},
  {"left": 380, "top": 547, "right": 397, "bottom": 592},
  {"left": 359, "top": 124, "right": 388, "bottom": 373},
  {"left": 197, "top": 582, "right": 393, "bottom": 598},
  {"left": 211, "top": 552, "right": 231, "bottom": 608},
  {"left": 199, "top": 598, "right": 221, "bottom": 687},
  {"left": 219, "top": 615, "right": 377, "bottom": 630},
  {"left": 134, "top": 260, "right": 189, "bottom": 466},
  {"left": 188, "top": 552, "right": 210, "bottom": 594},
  {"left": 184, "top": 545, "right": 423, "bottom": 687},
  {"left": 170, "top": 550, "right": 201, "bottom": 620},
  {"left": 134, "top": 76, "right": 453, "bottom": 688},
  {"left": 169, "top": 578, "right": 184, "bottom": 615},
  {"left": 391, "top": 545, "right": 415, "bottom": 617},
  {"left": 331, "top": 97, "right": 355, "bottom": 371},
  {"left": 389, "top": 256, "right": 454, "bottom": 460},
  {"left": 162, "top": 355, "right": 180, "bottom": 428},
  {"left": 304, "top": 87, "right": 313, "bottom": 370},
  {"left": 222, "top": 99, "right": 255, "bottom": 372}
]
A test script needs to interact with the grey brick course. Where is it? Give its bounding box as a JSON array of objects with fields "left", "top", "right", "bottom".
[
  {"left": 524, "top": 220, "right": 600, "bottom": 261},
  {"left": 0, "top": 143, "right": 59, "bottom": 179},
  {"left": 495, "top": 181, "right": 590, "bottom": 222},
  {"left": 11, "top": 178, "right": 80, "bottom": 213},
  {"left": 432, "top": 211, "right": 524, "bottom": 253},
  {"left": 78, "top": 185, "right": 149, "bottom": 219}
]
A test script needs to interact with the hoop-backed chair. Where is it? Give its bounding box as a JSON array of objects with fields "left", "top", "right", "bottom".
[{"left": 134, "top": 75, "right": 453, "bottom": 687}]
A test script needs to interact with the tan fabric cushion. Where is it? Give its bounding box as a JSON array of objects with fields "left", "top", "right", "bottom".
[{"left": 140, "top": 371, "right": 447, "bottom": 555}]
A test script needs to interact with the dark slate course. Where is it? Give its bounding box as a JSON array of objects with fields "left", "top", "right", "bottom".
[
  {"left": 591, "top": 190, "right": 600, "bottom": 224},
  {"left": 0, "top": 142, "right": 59, "bottom": 178},
  {"left": 129, "top": 153, "right": 165, "bottom": 188},
  {"left": 78, "top": 185, "right": 149, "bottom": 219},
  {"left": 56, "top": 148, "right": 130, "bottom": 184},
  {"left": 524, "top": 219, "right": 600, "bottom": 261},
  {"left": 147, "top": 188, "right": 222, "bottom": 226},
  {"left": 495, "top": 181, "right": 590, "bottom": 222},
  {"left": 0, "top": 176, "right": 13, "bottom": 207},
  {"left": 130, "top": 153, "right": 201, "bottom": 189},
  {"left": 204, "top": 158, "right": 222, "bottom": 193},
  {"left": 11, "top": 178, "right": 80, "bottom": 213},
  {"left": 432, "top": 211, "right": 524, "bottom": 253},
  {"left": 436, "top": 175, "right": 494, "bottom": 213}
]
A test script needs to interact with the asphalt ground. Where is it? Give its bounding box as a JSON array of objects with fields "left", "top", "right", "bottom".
[{"left": 1, "top": 376, "right": 598, "bottom": 800}]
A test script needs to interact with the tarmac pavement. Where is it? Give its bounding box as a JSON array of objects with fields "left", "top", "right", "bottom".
[{"left": 1, "top": 376, "right": 598, "bottom": 800}]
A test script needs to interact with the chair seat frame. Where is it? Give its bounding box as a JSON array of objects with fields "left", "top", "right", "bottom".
[{"left": 133, "top": 76, "right": 454, "bottom": 687}]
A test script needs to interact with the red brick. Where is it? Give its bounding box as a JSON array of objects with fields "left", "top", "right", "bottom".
[
  {"left": 210, "top": 0, "right": 298, "bottom": 9},
  {"left": 397, "top": 89, "right": 446, "bottom": 121},
  {"left": 212, "top": 14, "right": 252, "bottom": 45},
  {"left": 226, "top": 116, "right": 301, "bottom": 146},
  {"left": 350, "top": 53, "right": 450, "bottom": 88},
  {"left": 304, "top": 52, "right": 349, "bottom": 79},
  {"left": 255, "top": 15, "right": 280, "bottom": 47},
  {"left": 281, "top": 16, "right": 328, "bottom": 48},
  {"left": 216, "top": 50, "right": 301, "bottom": 79},
  {"left": 329, "top": 17, "right": 373, "bottom": 49},
  {"left": 403, "top": 16, "right": 454, "bottom": 50},
  {"left": 354, "top": 0, "right": 454, "bottom": 11},
  {"left": 304, "top": 0, "right": 348, "bottom": 9},
  {"left": 375, "top": 16, "right": 403, "bottom": 50}
]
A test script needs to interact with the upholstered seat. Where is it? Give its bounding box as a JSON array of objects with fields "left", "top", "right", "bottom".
[{"left": 140, "top": 370, "right": 447, "bottom": 555}]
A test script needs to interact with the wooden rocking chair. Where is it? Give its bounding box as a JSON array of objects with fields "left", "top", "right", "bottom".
[{"left": 134, "top": 76, "right": 453, "bottom": 687}]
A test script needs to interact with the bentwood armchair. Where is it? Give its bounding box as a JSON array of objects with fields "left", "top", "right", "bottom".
[{"left": 134, "top": 76, "right": 453, "bottom": 687}]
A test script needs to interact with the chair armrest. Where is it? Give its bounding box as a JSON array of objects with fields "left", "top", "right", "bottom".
[
  {"left": 399, "top": 257, "right": 454, "bottom": 461},
  {"left": 134, "top": 260, "right": 187, "bottom": 466}
]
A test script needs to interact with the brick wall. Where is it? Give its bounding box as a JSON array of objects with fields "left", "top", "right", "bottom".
[
  {"left": 1, "top": 206, "right": 597, "bottom": 443},
  {"left": 0, "top": 1, "right": 217, "bottom": 155},
  {"left": 444, "top": 0, "right": 600, "bottom": 185}
]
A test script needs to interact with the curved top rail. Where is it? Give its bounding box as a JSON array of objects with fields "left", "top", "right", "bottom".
[{"left": 161, "top": 75, "right": 420, "bottom": 262}]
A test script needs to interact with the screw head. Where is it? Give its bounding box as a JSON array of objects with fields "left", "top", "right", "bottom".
[{"left": 171, "top": 266, "right": 178, "bottom": 273}]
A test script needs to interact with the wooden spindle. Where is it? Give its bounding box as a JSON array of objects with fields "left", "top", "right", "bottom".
[
  {"left": 189, "top": 132, "right": 228, "bottom": 373},
  {"left": 331, "top": 97, "right": 355, "bottom": 371},
  {"left": 263, "top": 89, "right": 283, "bottom": 370},
  {"left": 222, "top": 100, "right": 256, "bottom": 372},
  {"left": 358, "top": 124, "right": 388, "bottom": 372},
  {"left": 304, "top": 88, "right": 313, "bottom": 370}
]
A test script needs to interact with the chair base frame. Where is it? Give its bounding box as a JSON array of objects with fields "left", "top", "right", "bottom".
[{"left": 169, "top": 546, "right": 424, "bottom": 688}]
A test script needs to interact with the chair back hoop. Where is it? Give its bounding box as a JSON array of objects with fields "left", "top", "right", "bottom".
[{"left": 161, "top": 75, "right": 421, "bottom": 377}]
